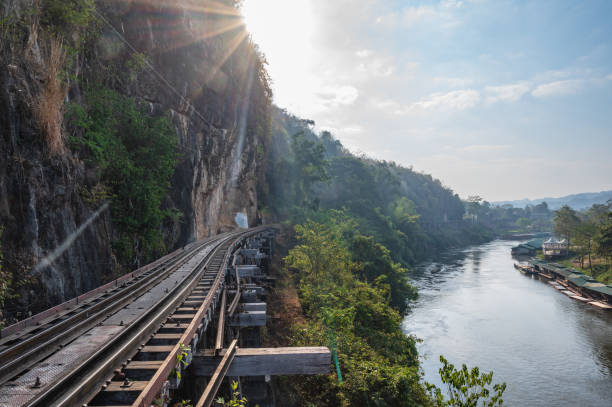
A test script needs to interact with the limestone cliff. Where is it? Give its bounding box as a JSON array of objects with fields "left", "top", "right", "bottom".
[{"left": 0, "top": 0, "right": 271, "bottom": 318}]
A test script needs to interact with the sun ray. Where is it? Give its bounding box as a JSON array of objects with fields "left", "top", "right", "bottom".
[
  {"left": 117, "top": 1, "right": 246, "bottom": 56},
  {"left": 203, "top": 28, "right": 249, "bottom": 86}
]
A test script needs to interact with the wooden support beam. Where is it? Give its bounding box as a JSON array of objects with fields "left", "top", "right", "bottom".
[
  {"left": 229, "top": 310, "right": 266, "bottom": 327},
  {"left": 215, "top": 289, "right": 226, "bottom": 355},
  {"left": 242, "top": 302, "right": 266, "bottom": 312},
  {"left": 192, "top": 347, "right": 330, "bottom": 376},
  {"left": 195, "top": 339, "right": 238, "bottom": 407},
  {"left": 236, "top": 265, "right": 262, "bottom": 278}
]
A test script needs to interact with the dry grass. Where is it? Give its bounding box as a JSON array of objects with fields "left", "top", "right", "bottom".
[{"left": 34, "top": 37, "right": 67, "bottom": 155}]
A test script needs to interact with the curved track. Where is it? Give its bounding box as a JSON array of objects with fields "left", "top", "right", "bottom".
[{"left": 0, "top": 227, "right": 273, "bottom": 407}]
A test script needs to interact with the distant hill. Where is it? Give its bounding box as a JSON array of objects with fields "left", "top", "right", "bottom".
[{"left": 494, "top": 190, "right": 612, "bottom": 210}]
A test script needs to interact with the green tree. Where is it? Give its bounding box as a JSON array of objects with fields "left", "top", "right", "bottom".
[
  {"left": 290, "top": 132, "right": 330, "bottom": 207},
  {"left": 595, "top": 212, "right": 612, "bottom": 264},
  {"left": 350, "top": 235, "right": 417, "bottom": 313},
  {"left": 575, "top": 218, "right": 598, "bottom": 270},
  {"left": 515, "top": 217, "right": 531, "bottom": 231},
  {"left": 554, "top": 205, "right": 580, "bottom": 247},
  {"left": 427, "top": 356, "right": 506, "bottom": 407},
  {"left": 284, "top": 219, "right": 428, "bottom": 406}
]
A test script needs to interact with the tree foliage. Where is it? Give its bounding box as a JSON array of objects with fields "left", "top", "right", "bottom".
[
  {"left": 68, "top": 88, "right": 179, "bottom": 267},
  {"left": 547, "top": 203, "right": 612, "bottom": 282},
  {"left": 41, "top": 0, "right": 96, "bottom": 35},
  {"left": 264, "top": 107, "right": 488, "bottom": 267},
  {"left": 427, "top": 356, "right": 506, "bottom": 407},
  {"left": 554, "top": 205, "right": 580, "bottom": 246},
  {"left": 284, "top": 218, "right": 429, "bottom": 406},
  {"left": 595, "top": 212, "right": 612, "bottom": 261}
]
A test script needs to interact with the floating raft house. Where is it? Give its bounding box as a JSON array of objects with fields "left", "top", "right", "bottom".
[
  {"left": 511, "top": 239, "right": 544, "bottom": 255},
  {"left": 529, "top": 259, "right": 612, "bottom": 308}
]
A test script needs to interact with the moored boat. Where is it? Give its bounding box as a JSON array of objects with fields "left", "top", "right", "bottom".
[{"left": 514, "top": 263, "right": 534, "bottom": 275}]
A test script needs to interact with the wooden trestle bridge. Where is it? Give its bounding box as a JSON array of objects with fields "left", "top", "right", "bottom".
[{"left": 0, "top": 226, "right": 330, "bottom": 407}]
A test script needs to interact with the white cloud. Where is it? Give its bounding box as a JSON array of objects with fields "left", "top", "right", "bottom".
[
  {"left": 606, "top": 74, "right": 612, "bottom": 80},
  {"left": 376, "top": 0, "right": 464, "bottom": 29},
  {"left": 370, "top": 98, "right": 402, "bottom": 111},
  {"left": 531, "top": 79, "right": 583, "bottom": 98},
  {"left": 434, "top": 76, "right": 475, "bottom": 88},
  {"left": 401, "top": 6, "right": 436, "bottom": 25},
  {"left": 340, "top": 125, "right": 364, "bottom": 134},
  {"left": 357, "top": 58, "right": 395, "bottom": 77},
  {"left": 413, "top": 89, "right": 480, "bottom": 111},
  {"left": 441, "top": 0, "right": 464, "bottom": 9},
  {"left": 315, "top": 85, "right": 359, "bottom": 107},
  {"left": 485, "top": 82, "right": 530, "bottom": 103},
  {"left": 355, "top": 49, "right": 373, "bottom": 58},
  {"left": 371, "top": 90, "right": 481, "bottom": 115}
]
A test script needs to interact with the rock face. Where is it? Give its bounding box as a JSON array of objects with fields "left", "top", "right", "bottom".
[{"left": 0, "top": 0, "right": 269, "bottom": 316}]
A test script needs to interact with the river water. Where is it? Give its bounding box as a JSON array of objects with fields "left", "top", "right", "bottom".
[{"left": 403, "top": 239, "right": 612, "bottom": 406}]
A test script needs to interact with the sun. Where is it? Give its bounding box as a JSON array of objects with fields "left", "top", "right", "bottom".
[
  {"left": 240, "top": 0, "right": 316, "bottom": 111},
  {"left": 241, "top": 0, "right": 314, "bottom": 56}
]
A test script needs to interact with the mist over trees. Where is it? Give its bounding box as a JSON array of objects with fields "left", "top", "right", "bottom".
[{"left": 263, "top": 107, "right": 493, "bottom": 266}]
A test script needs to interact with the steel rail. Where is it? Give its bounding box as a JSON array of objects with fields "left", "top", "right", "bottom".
[
  {"left": 215, "top": 289, "right": 227, "bottom": 354},
  {"left": 196, "top": 339, "right": 238, "bottom": 407},
  {"left": 22, "top": 233, "right": 233, "bottom": 407},
  {"left": 227, "top": 262, "right": 241, "bottom": 317},
  {"left": 0, "top": 235, "right": 221, "bottom": 385}
]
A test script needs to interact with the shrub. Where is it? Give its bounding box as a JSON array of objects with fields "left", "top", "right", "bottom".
[{"left": 68, "top": 88, "right": 180, "bottom": 266}]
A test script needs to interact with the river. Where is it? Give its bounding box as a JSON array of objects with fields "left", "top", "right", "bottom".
[{"left": 403, "top": 239, "right": 612, "bottom": 406}]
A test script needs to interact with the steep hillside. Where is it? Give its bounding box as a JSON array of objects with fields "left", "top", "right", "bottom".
[
  {"left": 263, "top": 107, "right": 491, "bottom": 266},
  {"left": 0, "top": 0, "right": 270, "bottom": 318}
]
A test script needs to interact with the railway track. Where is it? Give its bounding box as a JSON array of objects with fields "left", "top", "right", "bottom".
[
  {"left": 0, "top": 235, "right": 225, "bottom": 387},
  {"left": 0, "top": 226, "right": 272, "bottom": 407}
]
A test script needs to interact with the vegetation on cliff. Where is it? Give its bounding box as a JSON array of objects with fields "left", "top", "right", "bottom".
[
  {"left": 68, "top": 88, "right": 180, "bottom": 266},
  {"left": 0, "top": 227, "right": 7, "bottom": 318}
]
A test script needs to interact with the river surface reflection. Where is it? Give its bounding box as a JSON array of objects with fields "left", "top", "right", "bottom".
[{"left": 403, "top": 240, "right": 612, "bottom": 406}]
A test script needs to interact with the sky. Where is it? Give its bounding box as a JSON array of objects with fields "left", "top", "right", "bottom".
[{"left": 241, "top": 0, "right": 612, "bottom": 202}]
